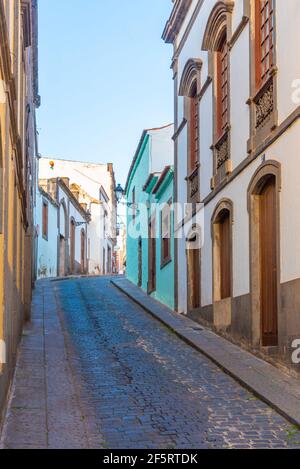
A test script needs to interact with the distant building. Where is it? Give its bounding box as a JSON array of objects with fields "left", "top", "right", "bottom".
[
  {"left": 125, "top": 124, "right": 175, "bottom": 309},
  {"left": 36, "top": 178, "right": 90, "bottom": 279},
  {"left": 38, "top": 157, "right": 117, "bottom": 275}
]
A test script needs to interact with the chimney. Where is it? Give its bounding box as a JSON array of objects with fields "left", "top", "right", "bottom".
[
  {"left": 47, "top": 178, "right": 58, "bottom": 201},
  {"left": 61, "top": 177, "right": 70, "bottom": 187}
]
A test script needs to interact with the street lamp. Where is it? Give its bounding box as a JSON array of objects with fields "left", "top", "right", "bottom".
[{"left": 114, "top": 184, "right": 124, "bottom": 203}]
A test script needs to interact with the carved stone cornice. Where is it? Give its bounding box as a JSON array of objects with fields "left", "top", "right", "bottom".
[
  {"left": 202, "top": 1, "right": 235, "bottom": 51},
  {"left": 179, "top": 58, "right": 203, "bottom": 96},
  {"left": 162, "top": 0, "right": 193, "bottom": 44}
]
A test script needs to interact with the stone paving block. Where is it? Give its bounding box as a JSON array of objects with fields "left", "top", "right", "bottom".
[{"left": 1, "top": 277, "right": 300, "bottom": 449}]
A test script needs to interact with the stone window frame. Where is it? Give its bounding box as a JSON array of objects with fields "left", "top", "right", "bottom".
[
  {"left": 247, "top": 0, "right": 278, "bottom": 154},
  {"left": 179, "top": 58, "right": 202, "bottom": 204},
  {"left": 247, "top": 159, "right": 282, "bottom": 349},
  {"left": 211, "top": 198, "right": 234, "bottom": 303},
  {"left": 202, "top": 1, "right": 235, "bottom": 190}
]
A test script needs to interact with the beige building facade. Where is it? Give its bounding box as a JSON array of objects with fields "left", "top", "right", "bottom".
[
  {"left": 0, "top": 0, "right": 39, "bottom": 422},
  {"left": 164, "top": 0, "right": 300, "bottom": 373}
]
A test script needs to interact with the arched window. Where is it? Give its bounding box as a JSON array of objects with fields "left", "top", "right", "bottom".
[
  {"left": 216, "top": 32, "right": 229, "bottom": 140},
  {"left": 212, "top": 200, "right": 233, "bottom": 302},
  {"left": 202, "top": 1, "right": 234, "bottom": 183},
  {"left": 249, "top": 0, "right": 276, "bottom": 149},
  {"left": 255, "top": 0, "right": 274, "bottom": 91},
  {"left": 178, "top": 59, "right": 202, "bottom": 202},
  {"left": 188, "top": 81, "right": 199, "bottom": 172}
]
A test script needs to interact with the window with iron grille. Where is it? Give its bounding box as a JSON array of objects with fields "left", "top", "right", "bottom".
[
  {"left": 256, "top": 0, "right": 274, "bottom": 88},
  {"left": 189, "top": 83, "right": 199, "bottom": 171},
  {"left": 216, "top": 35, "right": 229, "bottom": 138}
]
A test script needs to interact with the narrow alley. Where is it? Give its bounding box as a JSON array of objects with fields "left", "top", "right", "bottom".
[{"left": 1, "top": 277, "right": 299, "bottom": 449}]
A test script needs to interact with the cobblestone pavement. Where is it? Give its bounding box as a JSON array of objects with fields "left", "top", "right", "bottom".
[{"left": 1, "top": 277, "right": 300, "bottom": 449}]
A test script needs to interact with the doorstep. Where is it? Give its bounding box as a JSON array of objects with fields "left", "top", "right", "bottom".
[{"left": 111, "top": 277, "right": 300, "bottom": 428}]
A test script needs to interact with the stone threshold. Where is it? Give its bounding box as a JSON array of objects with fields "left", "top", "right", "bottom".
[{"left": 111, "top": 277, "right": 300, "bottom": 428}]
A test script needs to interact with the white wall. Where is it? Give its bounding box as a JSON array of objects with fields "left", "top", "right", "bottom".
[
  {"left": 172, "top": 0, "right": 300, "bottom": 314},
  {"left": 36, "top": 190, "right": 58, "bottom": 279},
  {"left": 39, "top": 158, "right": 116, "bottom": 275},
  {"left": 58, "top": 185, "right": 87, "bottom": 268}
]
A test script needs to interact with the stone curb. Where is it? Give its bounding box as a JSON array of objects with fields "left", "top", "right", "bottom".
[{"left": 111, "top": 277, "right": 300, "bottom": 429}]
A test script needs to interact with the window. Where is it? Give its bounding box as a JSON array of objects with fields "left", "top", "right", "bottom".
[
  {"left": 132, "top": 187, "right": 136, "bottom": 225},
  {"left": 42, "top": 200, "right": 48, "bottom": 240},
  {"left": 161, "top": 201, "right": 171, "bottom": 266},
  {"left": 189, "top": 82, "right": 199, "bottom": 172},
  {"left": 255, "top": 0, "right": 274, "bottom": 90},
  {"left": 148, "top": 216, "right": 156, "bottom": 293},
  {"left": 216, "top": 33, "right": 229, "bottom": 139}
]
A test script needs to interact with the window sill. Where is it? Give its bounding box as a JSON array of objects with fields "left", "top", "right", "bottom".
[{"left": 160, "top": 257, "right": 172, "bottom": 270}]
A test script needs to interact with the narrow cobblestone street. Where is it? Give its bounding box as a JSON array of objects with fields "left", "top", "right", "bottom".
[{"left": 1, "top": 277, "right": 300, "bottom": 449}]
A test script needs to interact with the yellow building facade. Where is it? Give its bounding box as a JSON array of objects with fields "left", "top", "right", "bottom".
[{"left": 0, "top": 0, "right": 39, "bottom": 422}]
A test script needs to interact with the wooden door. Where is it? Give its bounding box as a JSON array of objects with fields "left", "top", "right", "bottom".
[
  {"left": 80, "top": 230, "right": 85, "bottom": 273},
  {"left": 220, "top": 211, "right": 231, "bottom": 299},
  {"left": 138, "top": 237, "right": 142, "bottom": 287},
  {"left": 70, "top": 220, "right": 75, "bottom": 274},
  {"left": 188, "top": 247, "right": 200, "bottom": 309},
  {"left": 59, "top": 236, "right": 66, "bottom": 277},
  {"left": 148, "top": 218, "right": 156, "bottom": 293},
  {"left": 260, "top": 177, "right": 278, "bottom": 346}
]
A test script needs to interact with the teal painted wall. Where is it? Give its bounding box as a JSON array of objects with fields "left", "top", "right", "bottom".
[
  {"left": 126, "top": 135, "right": 150, "bottom": 292},
  {"left": 126, "top": 133, "right": 174, "bottom": 310},
  {"left": 150, "top": 177, "right": 174, "bottom": 310}
]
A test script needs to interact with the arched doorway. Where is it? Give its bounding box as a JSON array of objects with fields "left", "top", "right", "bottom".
[
  {"left": 70, "top": 218, "right": 75, "bottom": 274},
  {"left": 80, "top": 229, "right": 86, "bottom": 274},
  {"left": 259, "top": 176, "right": 278, "bottom": 346},
  {"left": 248, "top": 161, "right": 281, "bottom": 348},
  {"left": 187, "top": 225, "right": 201, "bottom": 311},
  {"left": 211, "top": 201, "right": 233, "bottom": 302}
]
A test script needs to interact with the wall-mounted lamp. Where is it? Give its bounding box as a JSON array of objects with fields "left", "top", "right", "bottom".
[{"left": 114, "top": 184, "right": 138, "bottom": 209}]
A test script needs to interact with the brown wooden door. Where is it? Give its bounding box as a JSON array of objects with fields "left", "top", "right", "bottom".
[
  {"left": 148, "top": 218, "right": 156, "bottom": 293},
  {"left": 81, "top": 230, "right": 85, "bottom": 273},
  {"left": 260, "top": 177, "right": 278, "bottom": 346},
  {"left": 188, "top": 247, "right": 200, "bottom": 310},
  {"left": 70, "top": 220, "right": 75, "bottom": 273},
  {"left": 220, "top": 211, "right": 231, "bottom": 299},
  {"left": 138, "top": 237, "right": 142, "bottom": 287}
]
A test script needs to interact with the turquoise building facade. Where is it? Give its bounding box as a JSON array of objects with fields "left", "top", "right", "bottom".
[{"left": 125, "top": 124, "right": 175, "bottom": 309}]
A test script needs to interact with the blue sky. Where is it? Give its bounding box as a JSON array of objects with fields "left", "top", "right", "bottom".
[{"left": 37, "top": 0, "right": 174, "bottom": 185}]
